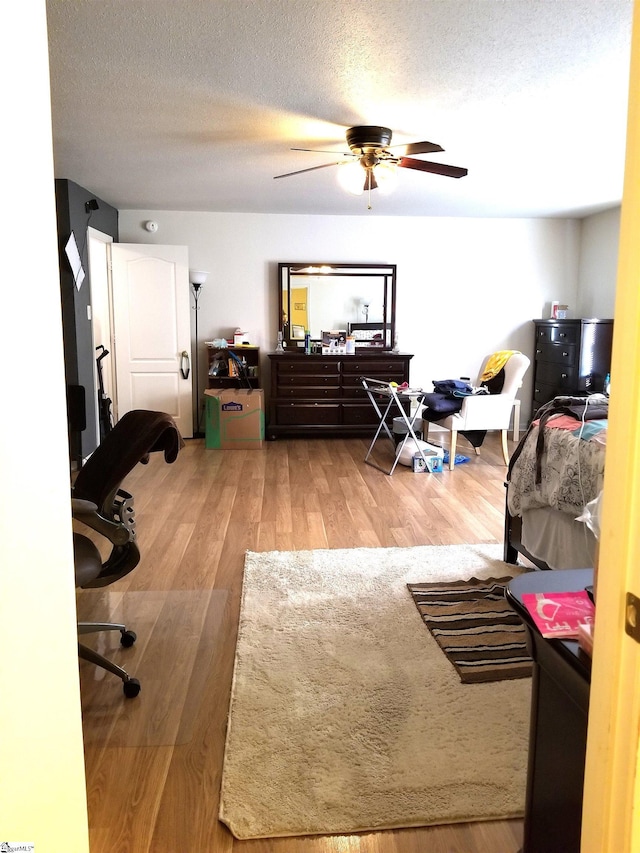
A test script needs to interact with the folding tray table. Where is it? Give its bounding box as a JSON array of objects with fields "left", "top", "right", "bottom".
[{"left": 361, "top": 377, "right": 435, "bottom": 475}]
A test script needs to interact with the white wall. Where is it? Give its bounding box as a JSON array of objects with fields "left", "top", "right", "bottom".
[
  {"left": 0, "top": 0, "right": 90, "bottom": 849},
  {"left": 578, "top": 206, "right": 621, "bottom": 318},
  {"left": 120, "top": 211, "right": 586, "bottom": 423}
]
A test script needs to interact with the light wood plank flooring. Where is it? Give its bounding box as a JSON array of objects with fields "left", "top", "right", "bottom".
[{"left": 77, "top": 432, "right": 524, "bottom": 853}]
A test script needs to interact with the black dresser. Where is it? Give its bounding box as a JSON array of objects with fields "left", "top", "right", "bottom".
[{"left": 532, "top": 319, "right": 613, "bottom": 413}]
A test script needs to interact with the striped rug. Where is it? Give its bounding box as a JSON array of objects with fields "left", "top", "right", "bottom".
[{"left": 407, "top": 576, "right": 532, "bottom": 683}]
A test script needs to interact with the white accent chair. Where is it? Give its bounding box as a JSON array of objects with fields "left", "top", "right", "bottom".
[{"left": 423, "top": 352, "right": 530, "bottom": 470}]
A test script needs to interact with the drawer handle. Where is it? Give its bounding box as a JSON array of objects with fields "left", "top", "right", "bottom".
[
  {"left": 559, "top": 332, "right": 567, "bottom": 338},
  {"left": 561, "top": 373, "right": 567, "bottom": 379},
  {"left": 536, "top": 349, "right": 542, "bottom": 355},
  {"left": 562, "top": 351, "right": 569, "bottom": 357}
]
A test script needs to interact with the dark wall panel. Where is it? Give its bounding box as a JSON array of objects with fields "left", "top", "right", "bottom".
[{"left": 55, "top": 179, "right": 118, "bottom": 464}]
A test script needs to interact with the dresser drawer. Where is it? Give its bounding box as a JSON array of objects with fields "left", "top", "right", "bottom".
[
  {"left": 535, "top": 342, "right": 577, "bottom": 367},
  {"left": 342, "top": 372, "right": 406, "bottom": 392},
  {"left": 277, "top": 360, "right": 339, "bottom": 375},
  {"left": 342, "top": 358, "right": 407, "bottom": 375},
  {"left": 535, "top": 361, "right": 576, "bottom": 388},
  {"left": 278, "top": 386, "right": 341, "bottom": 399},
  {"left": 536, "top": 324, "right": 579, "bottom": 344},
  {"left": 277, "top": 374, "right": 340, "bottom": 389},
  {"left": 533, "top": 382, "right": 563, "bottom": 410},
  {"left": 342, "top": 403, "right": 381, "bottom": 425},
  {"left": 342, "top": 384, "right": 376, "bottom": 400},
  {"left": 275, "top": 403, "right": 341, "bottom": 426}
]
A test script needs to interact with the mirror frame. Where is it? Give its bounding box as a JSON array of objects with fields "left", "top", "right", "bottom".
[{"left": 278, "top": 262, "right": 397, "bottom": 350}]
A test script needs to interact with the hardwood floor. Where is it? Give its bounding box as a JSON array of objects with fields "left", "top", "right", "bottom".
[{"left": 77, "top": 432, "right": 524, "bottom": 853}]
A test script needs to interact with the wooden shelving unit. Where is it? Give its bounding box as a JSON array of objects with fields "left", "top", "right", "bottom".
[{"left": 207, "top": 345, "right": 261, "bottom": 389}]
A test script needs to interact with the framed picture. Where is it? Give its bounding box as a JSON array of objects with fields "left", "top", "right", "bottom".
[
  {"left": 291, "top": 324, "right": 305, "bottom": 339},
  {"left": 348, "top": 322, "right": 386, "bottom": 346}
]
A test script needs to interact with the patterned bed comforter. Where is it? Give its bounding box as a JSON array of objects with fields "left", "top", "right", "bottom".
[{"left": 507, "top": 417, "right": 607, "bottom": 519}]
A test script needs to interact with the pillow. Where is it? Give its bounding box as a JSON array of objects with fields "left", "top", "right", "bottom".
[{"left": 420, "top": 393, "right": 463, "bottom": 415}]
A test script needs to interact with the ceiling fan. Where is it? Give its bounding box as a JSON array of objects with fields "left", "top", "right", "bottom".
[{"left": 274, "top": 125, "right": 467, "bottom": 207}]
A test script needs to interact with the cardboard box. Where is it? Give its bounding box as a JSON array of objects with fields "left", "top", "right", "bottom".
[
  {"left": 321, "top": 329, "right": 347, "bottom": 355},
  {"left": 204, "top": 388, "right": 264, "bottom": 449},
  {"left": 427, "top": 455, "right": 444, "bottom": 473},
  {"left": 412, "top": 446, "right": 444, "bottom": 473}
]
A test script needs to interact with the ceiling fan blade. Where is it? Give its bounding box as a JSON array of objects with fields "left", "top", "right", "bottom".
[
  {"left": 389, "top": 140, "right": 444, "bottom": 155},
  {"left": 398, "top": 157, "right": 468, "bottom": 178},
  {"left": 291, "top": 148, "right": 354, "bottom": 157},
  {"left": 274, "top": 161, "right": 342, "bottom": 180}
]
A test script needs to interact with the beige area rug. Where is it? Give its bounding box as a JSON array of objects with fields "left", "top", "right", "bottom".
[{"left": 219, "top": 544, "right": 531, "bottom": 840}]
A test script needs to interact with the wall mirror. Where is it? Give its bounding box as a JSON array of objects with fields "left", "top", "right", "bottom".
[{"left": 278, "top": 262, "right": 396, "bottom": 350}]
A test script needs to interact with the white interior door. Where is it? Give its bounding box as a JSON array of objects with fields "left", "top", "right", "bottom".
[{"left": 110, "top": 243, "right": 193, "bottom": 438}]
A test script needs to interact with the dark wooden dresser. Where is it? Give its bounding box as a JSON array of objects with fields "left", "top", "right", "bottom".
[
  {"left": 532, "top": 319, "right": 613, "bottom": 413},
  {"left": 267, "top": 351, "right": 413, "bottom": 439},
  {"left": 507, "top": 569, "right": 592, "bottom": 853}
]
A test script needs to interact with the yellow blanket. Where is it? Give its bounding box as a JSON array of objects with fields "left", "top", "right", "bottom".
[{"left": 480, "top": 350, "right": 520, "bottom": 382}]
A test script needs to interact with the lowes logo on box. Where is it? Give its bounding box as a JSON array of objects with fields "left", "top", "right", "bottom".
[{"left": 222, "top": 401, "right": 243, "bottom": 412}]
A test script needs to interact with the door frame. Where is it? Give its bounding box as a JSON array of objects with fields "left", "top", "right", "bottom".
[
  {"left": 581, "top": 4, "right": 640, "bottom": 849},
  {"left": 87, "top": 227, "right": 116, "bottom": 426}
]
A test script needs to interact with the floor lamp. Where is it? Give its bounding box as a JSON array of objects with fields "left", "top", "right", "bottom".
[{"left": 190, "top": 269, "right": 208, "bottom": 437}]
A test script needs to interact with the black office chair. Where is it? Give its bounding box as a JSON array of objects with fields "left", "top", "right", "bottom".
[{"left": 72, "top": 409, "right": 184, "bottom": 697}]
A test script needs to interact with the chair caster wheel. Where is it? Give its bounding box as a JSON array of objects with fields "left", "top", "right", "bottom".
[
  {"left": 120, "top": 629, "right": 137, "bottom": 647},
  {"left": 123, "top": 678, "right": 141, "bottom": 698}
]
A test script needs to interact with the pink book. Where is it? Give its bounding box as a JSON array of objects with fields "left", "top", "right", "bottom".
[{"left": 521, "top": 590, "right": 595, "bottom": 639}]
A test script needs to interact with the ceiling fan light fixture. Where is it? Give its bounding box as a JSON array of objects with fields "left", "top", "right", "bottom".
[
  {"left": 374, "top": 161, "right": 398, "bottom": 195},
  {"left": 276, "top": 125, "right": 466, "bottom": 205},
  {"left": 337, "top": 160, "right": 365, "bottom": 195}
]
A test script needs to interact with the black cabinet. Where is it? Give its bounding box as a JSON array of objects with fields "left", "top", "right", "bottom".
[
  {"left": 268, "top": 352, "right": 412, "bottom": 438},
  {"left": 506, "top": 570, "right": 592, "bottom": 853},
  {"left": 532, "top": 319, "right": 613, "bottom": 413}
]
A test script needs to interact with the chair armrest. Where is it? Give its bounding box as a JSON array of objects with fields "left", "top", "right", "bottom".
[
  {"left": 71, "top": 498, "right": 98, "bottom": 517},
  {"left": 71, "top": 497, "right": 131, "bottom": 546}
]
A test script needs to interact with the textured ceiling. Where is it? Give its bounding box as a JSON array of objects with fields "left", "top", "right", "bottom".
[{"left": 46, "top": 0, "right": 633, "bottom": 217}]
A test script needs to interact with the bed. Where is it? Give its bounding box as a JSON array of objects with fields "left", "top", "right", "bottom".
[{"left": 504, "top": 396, "right": 608, "bottom": 570}]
